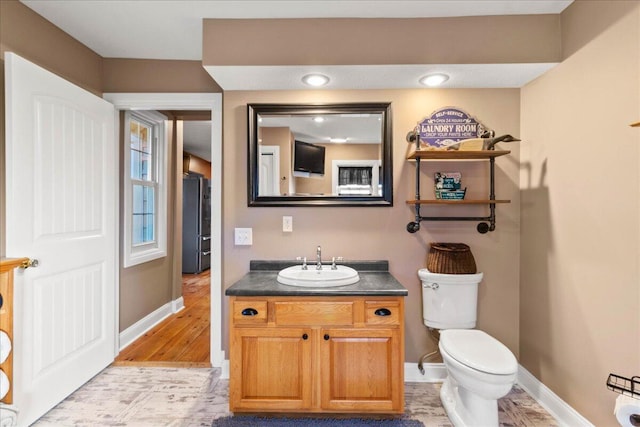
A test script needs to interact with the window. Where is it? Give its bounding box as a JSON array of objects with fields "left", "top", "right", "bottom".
[{"left": 123, "top": 111, "right": 168, "bottom": 267}]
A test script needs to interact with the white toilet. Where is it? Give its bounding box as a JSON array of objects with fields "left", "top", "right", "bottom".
[{"left": 419, "top": 269, "right": 517, "bottom": 427}]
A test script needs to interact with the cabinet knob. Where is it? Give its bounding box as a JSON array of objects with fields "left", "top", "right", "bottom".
[
  {"left": 374, "top": 308, "right": 392, "bottom": 316},
  {"left": 302, "top": 333, "right": 308, "bottom": 340},
  {"left": 241, "top": 308, "right": 258, "bottom": 316},
  {"left": 324, "top": 334, "right": 330, "bottom": 341}
]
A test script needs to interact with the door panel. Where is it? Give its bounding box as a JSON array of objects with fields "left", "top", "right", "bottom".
[
  {"left": 320, "top": 328, "right": 402, "bottom": 412},
  {"left": 4, "top": 52, "right": 117, "bottom": 426},
  {"left": 229, "top": 327, "right": 312, "bottom": 411}
]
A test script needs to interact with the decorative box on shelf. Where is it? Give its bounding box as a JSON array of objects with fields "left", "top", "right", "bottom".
[
  {"left": 435, "top": 188, "right": 467, "bottom": 200},
  {"left": 435, "top": 172, "right": 465, "bottom": 200}
]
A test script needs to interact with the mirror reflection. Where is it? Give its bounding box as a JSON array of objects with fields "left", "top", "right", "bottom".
[{"left": 248, "top": 103, "right": 392, "bottom": 206}]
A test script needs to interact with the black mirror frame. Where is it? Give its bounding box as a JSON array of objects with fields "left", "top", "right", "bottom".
[{"left": 248, "top": 102, "right": 393, "bottom": 207}]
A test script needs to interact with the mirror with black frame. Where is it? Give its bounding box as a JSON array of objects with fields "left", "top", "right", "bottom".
[{"left": 248, "top": 103, "right": 393, "bottom": 206}]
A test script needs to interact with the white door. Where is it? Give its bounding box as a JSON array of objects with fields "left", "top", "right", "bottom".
[
  {"left": 4, "top": 53, "right": 117, "bottom": 426},
  {"left": 259, "top": 146, "right": 280, "bottom": 196}
]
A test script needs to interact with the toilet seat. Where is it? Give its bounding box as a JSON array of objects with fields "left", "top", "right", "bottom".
[{"left": 440, "top": 329, "right": 517, "bottom": 375}]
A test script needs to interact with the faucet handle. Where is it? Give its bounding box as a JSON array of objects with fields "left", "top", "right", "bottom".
[
  {"left": 296, "top": 256, "right": 308, "bottom": 270},
  {"left": 331, "top": 256, "right": 344, "bottom": 270}
]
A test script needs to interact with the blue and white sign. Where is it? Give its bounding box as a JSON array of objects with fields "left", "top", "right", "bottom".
[{"left": 418, "top": 107, "right": 488, "bottom": 148}]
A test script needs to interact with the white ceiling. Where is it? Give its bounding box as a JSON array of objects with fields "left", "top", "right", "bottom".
[{"left": 21, "top": 0, "right": 574, "bottom": 161}]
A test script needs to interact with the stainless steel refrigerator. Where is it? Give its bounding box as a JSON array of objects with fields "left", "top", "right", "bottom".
[{"left": 182, "top": 173, "right": 211, "bottom": 273}]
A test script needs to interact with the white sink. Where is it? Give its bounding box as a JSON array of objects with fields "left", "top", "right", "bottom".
[{"left": 277, "top": 265, "right": 360, "bottom": 288}]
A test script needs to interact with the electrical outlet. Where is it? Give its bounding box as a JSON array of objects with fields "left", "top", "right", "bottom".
[
  {"left": 282, "top": 216, "right": 293, "bottom": 232},
  {"left": 234, "top": 228, "right": 253, "bottom": 245}
]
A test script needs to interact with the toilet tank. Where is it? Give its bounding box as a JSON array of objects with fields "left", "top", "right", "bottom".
[{"left": 418, "top": 269, "right": 483, "bottom": 329}]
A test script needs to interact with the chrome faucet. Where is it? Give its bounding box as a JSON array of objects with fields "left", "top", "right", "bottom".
[{"left": 316, "top": 245, "right": 322, "bottom": 270}]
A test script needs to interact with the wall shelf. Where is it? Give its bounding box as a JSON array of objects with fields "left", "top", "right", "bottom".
[
  {"left": 406, "top": 199, "right": 510, "bottom": 205},
  {"left": 407, "top": 150, "right": 511, "bottom": 160},
  {"left": 405, "top": 149, "right": 511, "bottom": 234}
]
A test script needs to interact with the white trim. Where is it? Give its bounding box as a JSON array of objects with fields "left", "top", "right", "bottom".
[
  {"left": 517, "top": 365, "right": 594, "bottom": 427},
  {"left": 404, "top": 362, "right": 448, "bottom": 383},
  {"left": 171, "top": 296, "right": 185, "bottom": 313},
  {"left": 221, "top": 358, "right": 230, "bottom": 380},
  {"left": 104, "top": 92, "right": 224, "bottom": 368},
  {"left": 119, "top": 297, "right": 184, "bottom": 351}
]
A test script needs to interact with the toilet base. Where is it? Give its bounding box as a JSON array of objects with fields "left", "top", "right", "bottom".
[{"left": 440, "top": 376, "right": 499, "bottom": 427}]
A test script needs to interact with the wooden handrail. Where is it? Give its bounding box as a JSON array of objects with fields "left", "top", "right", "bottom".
[
  {"left": 0, "top": 257, "right": 25, "bottom": 405},
  {"left": 0, "top": 258, "right": 29, "bottom": 273}
]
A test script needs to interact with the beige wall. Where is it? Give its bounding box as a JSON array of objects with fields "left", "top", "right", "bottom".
[
  {"left": 203, "top": 16, "right": 561, "bottom": 66},
  {"left": 103, "top": 58, "right": 222, "bottom": 93},
  {"left": 0, "top": 0, "right": 103, "bottom": 96},
  {"left": 520, "top": 1, "right": 640, "bottom": 425},
  {"left": 223, "top": 89, "right": 521, "bottom": 362}
]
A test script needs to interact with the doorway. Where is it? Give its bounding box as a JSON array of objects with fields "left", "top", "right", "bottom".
[
  {"left": 115, "top": 113, "right": 214, "bottom": 366},
  {"left": 103, "top": 93, "right": 223, "bottom": 368}
]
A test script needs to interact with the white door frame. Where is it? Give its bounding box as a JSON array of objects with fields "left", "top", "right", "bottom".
[{"left": 103, "top": 92, "right": 224, "bottom": 367}]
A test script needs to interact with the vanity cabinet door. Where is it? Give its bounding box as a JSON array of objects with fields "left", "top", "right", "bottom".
[
  {"left": 229, "top": 327, "right": 312, "bottom": 411},
  {"left": 319, "top": 328, "right": 403, "bottom": 413}
]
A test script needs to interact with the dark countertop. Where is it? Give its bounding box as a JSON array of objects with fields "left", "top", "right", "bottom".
[{"left": 225, "top": 260, "right": 408, "bottom": 297}]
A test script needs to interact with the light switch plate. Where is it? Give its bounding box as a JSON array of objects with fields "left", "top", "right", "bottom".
[
  {"left": 282, "top": 216, "right": 293, "bottom": 232},
  {"left": 234, "top": 228, "right": 253, "bottom": 245}
]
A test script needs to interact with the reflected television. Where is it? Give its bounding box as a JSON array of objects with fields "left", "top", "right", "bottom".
[{"left": 293, "top": 140, "right": 325, "bottom": 177}]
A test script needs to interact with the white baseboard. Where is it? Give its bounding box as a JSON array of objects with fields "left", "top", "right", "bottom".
[
  {"left": 220, "top": 359, "right": 229, "bottom": 379},
  {"left": 517, "top": 365, "right": 593, "bottom": 427},
  {"left": 119, "top": 297, "right": 184, "bottom": 351},
  {"left": 171, "top": 296, "right": 184, "bottom": 313},
  {"left": 405, "top": 362, "right": 447, "bottom": 382}
]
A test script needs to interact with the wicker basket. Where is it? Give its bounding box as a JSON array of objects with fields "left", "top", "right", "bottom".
[{"left": 427, "top": 243, "right": 477, "bottom": 274}]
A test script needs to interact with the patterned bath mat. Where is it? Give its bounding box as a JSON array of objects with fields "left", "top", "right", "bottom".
[{"left": 211, "top": 416, "right": 425, "bottom": 427}]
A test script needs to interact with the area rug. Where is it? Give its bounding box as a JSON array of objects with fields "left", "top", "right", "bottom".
[{"left": 211, "top": 415, "right": 425, "bottom": 427}]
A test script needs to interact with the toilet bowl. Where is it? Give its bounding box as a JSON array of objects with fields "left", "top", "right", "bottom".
[{"left": 438, "top": 329, "right": 518, "bottom": 427}]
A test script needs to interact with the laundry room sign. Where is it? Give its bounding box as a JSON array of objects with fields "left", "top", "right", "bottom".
[{"left": 417, "top": 107, "right": 489, "bottom": 149}]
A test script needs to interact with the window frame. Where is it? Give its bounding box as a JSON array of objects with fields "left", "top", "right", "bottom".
[{"left": 122, "top": 110, "right": 168, "bottom": 268}]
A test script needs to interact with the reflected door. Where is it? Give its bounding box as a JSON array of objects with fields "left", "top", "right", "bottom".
[{"left": 259, "top": 146, "right": 280, "bottom": 196}]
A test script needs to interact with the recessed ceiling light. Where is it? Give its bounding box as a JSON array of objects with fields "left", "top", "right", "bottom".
[
  {"left": 419, "top": 73, "right": 450, "bottom": 87},
  {"left": 330, "top": 138, "right": 347, "bottom": 143},
  {"left": 302, "top": 74, "right": 330, "bottom": 87},
  {"left": 313, "top": 116, "right": 325, "bottom": 123}
]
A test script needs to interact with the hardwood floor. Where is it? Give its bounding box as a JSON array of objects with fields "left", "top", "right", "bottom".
[{"left": 114, "top": 270, "right": 211, "bottom": 367}]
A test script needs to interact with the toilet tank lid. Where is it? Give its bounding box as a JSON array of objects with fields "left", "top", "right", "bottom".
[
  {"left": 418, "top": 268, "right": 483, "bottom": 283},
  {"left": 439, "top": 329, "right": 517, "bottom": 375}
]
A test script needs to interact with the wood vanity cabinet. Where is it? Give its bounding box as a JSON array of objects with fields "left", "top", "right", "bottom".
[{"left": 228, "top": 295, "right": 405, "bottom": 414}]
